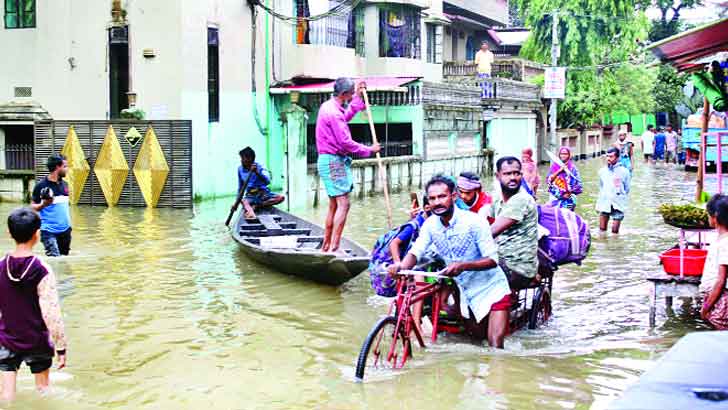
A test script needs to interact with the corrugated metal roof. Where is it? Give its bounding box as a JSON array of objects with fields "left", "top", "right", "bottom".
[
  {"left": 269, "top": 77, "right": 420, "bottom": 95},
  {"left": 648, "top": 18, "right": 728, "bottom": 72}
]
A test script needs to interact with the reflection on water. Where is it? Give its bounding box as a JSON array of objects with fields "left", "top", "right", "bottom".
[{"left": 0, "top": 158, "right": 706, "bottom": 409}]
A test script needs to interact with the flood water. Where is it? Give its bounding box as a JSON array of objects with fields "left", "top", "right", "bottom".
[{"left": 0, "top": 157, "right": 711, "bottom": 409}]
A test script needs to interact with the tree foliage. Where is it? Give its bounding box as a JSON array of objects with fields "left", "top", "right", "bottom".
[
  {"left": 641, "top": 0, "right": 702, "bottom": 42},
  {"left": 653, "top": 65, "right": 686, "bottom": 112},
  {"left": 514, "top": 0, "right": 654, "bottom": 127},
  {"left": 559, "top": 66, "right": 656, "bottom": 127}
]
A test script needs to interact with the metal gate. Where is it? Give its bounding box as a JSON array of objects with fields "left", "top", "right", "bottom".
[{"left": 34, "top": 120, "right": 192, "bottom": 208}]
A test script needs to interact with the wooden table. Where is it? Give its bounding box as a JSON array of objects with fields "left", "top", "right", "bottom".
[{"left": 647, "top": 273, "right": 701, "bottom": 327}]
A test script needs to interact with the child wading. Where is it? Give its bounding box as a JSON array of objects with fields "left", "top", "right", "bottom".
[
  {"left": 0, "top": 208, "right": 67, "bottom": 401},
  {"left": 701, "top": 194, "right": 728, "bottom": 329}
]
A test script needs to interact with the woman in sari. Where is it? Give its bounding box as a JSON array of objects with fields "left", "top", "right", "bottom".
[
  {"left": 521, "top": 147, "right": 540, "bottom": 198},
  {"left": 547, "top": 146, "right": 582, "bottom": 210}
]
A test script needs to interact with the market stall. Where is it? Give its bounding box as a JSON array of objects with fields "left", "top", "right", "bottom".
[{"left": 646, "top": 18, "right": 728, "bottom": 326}]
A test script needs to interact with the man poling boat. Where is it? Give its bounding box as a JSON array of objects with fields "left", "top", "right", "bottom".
[{"left": 315, "top": 78, "right": 381, "bottom": 253}]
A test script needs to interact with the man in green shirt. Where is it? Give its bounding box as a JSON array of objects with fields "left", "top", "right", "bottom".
[{"left": 490, "top": 156, "right": 539, "bottom": 290}]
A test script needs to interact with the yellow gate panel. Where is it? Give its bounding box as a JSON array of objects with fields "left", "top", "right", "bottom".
[
  {"left": 94, "top": 126, "right": 129, "bottom": 206},
  {"left": 60, "top": 126, "right": 90, "bottom": 205}
]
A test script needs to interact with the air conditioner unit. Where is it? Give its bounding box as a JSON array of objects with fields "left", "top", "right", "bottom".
[{"left": 109, "top": 26, "right": 128, "bottom": 45}]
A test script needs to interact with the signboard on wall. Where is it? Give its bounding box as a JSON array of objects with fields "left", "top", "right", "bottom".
[{"left": 544, "top": 67, "right": 566, "bottom": 99}]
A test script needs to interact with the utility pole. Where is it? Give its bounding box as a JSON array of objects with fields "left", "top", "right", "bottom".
[{"left": 549, "top": 9, "right": 559, "bottom": 151}]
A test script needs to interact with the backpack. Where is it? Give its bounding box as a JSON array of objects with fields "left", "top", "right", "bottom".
[
  {"left": 369, "top": 218, "right": 423, "bottom": 297},
  {"left": 537, "top": 203, "right": 591, "bottom": 270}
]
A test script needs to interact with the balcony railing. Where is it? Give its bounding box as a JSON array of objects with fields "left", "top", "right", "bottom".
[
  {"left": 423, "top": 78, "right": 542, "bottom": 104},
  {"left": 443, "top": 58, "right": 546, "bottom": 82}
]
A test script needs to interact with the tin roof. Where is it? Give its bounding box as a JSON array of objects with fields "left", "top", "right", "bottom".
[
  {"left": 647, "top": 18, "right": 728, "bottom": 72},
  {"left": 269, "top": 77, "right": 420, "bottom": 95}
]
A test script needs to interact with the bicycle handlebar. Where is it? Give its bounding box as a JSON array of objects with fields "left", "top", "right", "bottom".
[{"left": 394, "top": 269, "right": 450, "bottom": 280}]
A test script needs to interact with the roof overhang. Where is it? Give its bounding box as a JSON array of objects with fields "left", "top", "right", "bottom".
[
  {"left": 647, "top": 18, "right": 728, "bottom": 72},
  {"left": 0, "top": 101, "right": 52, "bottom": 122},
  {"left": 270, "top": 77, "right": 420, "bottom": 95},
  {"left": 444, "top": 13, "right": 490, "bottom": 30},
  {"left": 442, "top": 2, "right": 503, "bottom": 28}
]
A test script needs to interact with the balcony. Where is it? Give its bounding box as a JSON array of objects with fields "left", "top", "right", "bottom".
[
  {"left": 443, "top": 58, "right": 545, "bottom": 82},
  {"left": 436, "top": 60, "right": 543, "bottom": 105}
]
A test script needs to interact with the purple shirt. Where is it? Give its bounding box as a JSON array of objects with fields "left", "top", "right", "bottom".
[
  {"left": 315, "top": 95, "right": 373, "bottom": 158},
  {"left": 0, "top": 256, "right": 53, "bottom": 354}
]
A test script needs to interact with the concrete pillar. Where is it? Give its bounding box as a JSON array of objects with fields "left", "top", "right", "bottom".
[
  {"left": 364, "top": 5, "right": 379, "bottom": 62},
  {"left": 282, "top": 104, "right": 309, "bottom": 211},
  {"left": 0, "top": 127, "right": 5, "bottom": 170}
]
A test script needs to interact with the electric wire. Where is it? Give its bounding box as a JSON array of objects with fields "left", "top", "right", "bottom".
[{"left": 250, "top": 0, "right": 363, "bottom": 24}]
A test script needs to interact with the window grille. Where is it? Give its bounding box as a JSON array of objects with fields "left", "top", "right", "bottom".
[
  {"left": 295, "top": 0, "right": 364, "bottom": 56},
  {"left": 379, "top": 4, "right": 421, "bottom": 59},
  {"left": 426, "top": 24, "right": 442, "bottom": 64},
  {"left": 13, "top": 87, "right": 32, "bottom": 98},
  {"left": 4, "top": 0, "right": 35, "bottom": 29}
]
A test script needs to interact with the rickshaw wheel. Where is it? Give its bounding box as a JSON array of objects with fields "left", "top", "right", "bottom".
[
  {"left": 528, "top": 287, "right": 552, "bottom": 329},
  {"left": 355, "top": 316, "right": 407, "bottom": 380}
]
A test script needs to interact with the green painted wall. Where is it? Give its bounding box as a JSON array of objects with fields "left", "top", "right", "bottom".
[{"left": 604, "top": 112, "right": 657, "bottom": 136}]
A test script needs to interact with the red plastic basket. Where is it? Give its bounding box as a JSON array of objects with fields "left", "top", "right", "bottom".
[{"left": 659, "top": 248, "right": 707, "bottom": 276}]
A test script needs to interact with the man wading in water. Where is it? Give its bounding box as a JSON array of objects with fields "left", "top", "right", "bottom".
[
  {"left": 316, "top": 78, "right": 381, "bottom": 253},
  {"left": 31, "top": 155, "right": 72, "bottom": 257}
]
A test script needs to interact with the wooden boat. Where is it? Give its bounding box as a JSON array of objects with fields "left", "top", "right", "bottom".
[{"left": 231, "top": 207, "right": 370, "bottom": 286}]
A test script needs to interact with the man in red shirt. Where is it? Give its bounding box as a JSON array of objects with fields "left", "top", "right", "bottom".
[{"left": 457, "top": 172, "right": 492, "bottom": 216}]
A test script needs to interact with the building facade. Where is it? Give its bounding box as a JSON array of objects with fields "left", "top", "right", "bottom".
[{"left": 1, "top": 0, "right": 544, "bottom": 208}]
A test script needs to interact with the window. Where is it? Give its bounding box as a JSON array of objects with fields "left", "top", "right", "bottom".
[
  {"left": 207, "top": 28, "right": 220, "bottom": 123},
  {"left": 5, "top": 0, "right": 35, "bottom": 29},
  {"left": 451, "top": 30, "right": 458, "bottom": 61},
  {"left": 379, "top": 4, "right": 420, "bottom": 59},
  {"left": 426, "top": 24, "right": 442, "bottom": 64},
  {"left": 348, "top": 6, "right": 365, "bottom": 57},
  {"left": 466, "top": 35, "right": 476, "bottom": 61},
  {"left": 295, "top": 0, "right": 364, "bottom": 56},
  {"left": 108, "top": 26, "right": 129, "bottom": 119}
]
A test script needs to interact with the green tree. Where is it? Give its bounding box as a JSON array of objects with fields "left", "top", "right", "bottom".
[
  {"left": 514, "top": 0, "right": 654, "bottom": 127},
  {"left": 653, "top": 65, "right": 686, "bottom": 112},
  {"left": 642, "top": 0, "right": 702, "bottom": 42}
]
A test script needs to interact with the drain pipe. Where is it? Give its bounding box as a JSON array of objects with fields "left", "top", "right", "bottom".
[{"left": 247, "top": 0, "right": 269, "bottom": 139}]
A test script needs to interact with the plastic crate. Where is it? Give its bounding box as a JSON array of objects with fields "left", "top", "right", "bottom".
[{"left": 659, "top": 248, "right": 708, "bottom": 276}]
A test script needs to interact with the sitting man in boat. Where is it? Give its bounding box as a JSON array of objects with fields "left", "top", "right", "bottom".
[
  {"left": 489, "top": 156, "right": 539, "bottom": 291},
  {"left": 232, "top": 147, "right": 285, "bottom": 219},
  {"left": 389, "top": 175, "right": 512, "bottom": 348},
  {"left": 456, "top": 172, "right": 493, "bottom": 216}
]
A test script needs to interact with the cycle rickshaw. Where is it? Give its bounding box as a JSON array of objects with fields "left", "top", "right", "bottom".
[{"left": 355, "top": 262, "right": 553, "bottom": 380}]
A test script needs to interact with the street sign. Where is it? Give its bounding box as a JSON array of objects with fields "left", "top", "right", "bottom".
[{"left": 544, "top": 67, "right": 566, "bottom": 99}]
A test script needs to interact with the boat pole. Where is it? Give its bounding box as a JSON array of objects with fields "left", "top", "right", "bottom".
[
  {"left": 696, "top": 97, "right": 709, "bottom": 202},
  {"left": 362, "top": 89, "right": 393, "bottom": 229}
]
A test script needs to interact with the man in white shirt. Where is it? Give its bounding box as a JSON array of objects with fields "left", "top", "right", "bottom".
[
  {"left": 640, "top": 124, "right": 656, "bottom": 164},
  {"left": 474, "top": 42, "right": 494, "bottom": 98}
]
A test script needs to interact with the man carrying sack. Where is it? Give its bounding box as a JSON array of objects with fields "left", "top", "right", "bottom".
[{"left": 316, "top": 78, "right": 381, "bottom": 253}]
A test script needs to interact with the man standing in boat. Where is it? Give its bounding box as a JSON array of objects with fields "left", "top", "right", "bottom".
[{"left": 316, "top": 78, "right": 381, "bottom": 253}]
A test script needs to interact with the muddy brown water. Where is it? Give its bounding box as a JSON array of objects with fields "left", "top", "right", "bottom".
[{"left": 0, "top": 157, "right": 711, "bottom": 409}]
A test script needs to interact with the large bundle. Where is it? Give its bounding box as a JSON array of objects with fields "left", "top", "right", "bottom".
[{"left": 537, "top": 203, "right": 591, "bottom": 270}]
